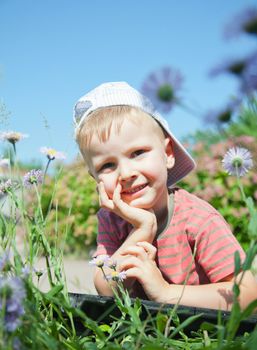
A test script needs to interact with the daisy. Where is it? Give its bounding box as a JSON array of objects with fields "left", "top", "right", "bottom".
[
  {"left": 222, "top": 147, "right": 253, "bottom": 177},
  {"left": 105, "top": 270, "right": 127, "bottom": 282},
  {"left": 89, "top": 255, "right": 111, "bottom": 268},
  {"left": 0, "top": 131, "right": 28, "bottom": 144},
  {"left": 141, "top": 67, "right": 183, "bottom": 113},
  {"left": 40, "top": 147, "right": 66, "bottom": 161}
]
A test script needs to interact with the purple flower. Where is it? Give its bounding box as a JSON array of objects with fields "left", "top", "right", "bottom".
[
  {"left": 224, "top": 7, "right": 257, "bottom": 39},
  {"left": 210, "top": 51, "right": 257, "bottom": 96},
  {"left": 0, "top": 179, "right": 13, "bottom": 194},
  {"left": 202, "top": 99, "right": 241, "bottom": 127},
  {"left": 89, "top": 255, "right": 111, "bottom": 268},
  {"left": 203, "top": 108, "right": 232, "bottom": 127},
  {"left": 105, "top": 270, "right": 127, "bottom": 282},
  {"left": 23, "top": 169, "right": 43, "bottom": 188},
  {"left": 240, "top": 51, "right": 257, "bottom": 95},
  {"left": 141, "top": 67, "right": 183, "bottom": 113},
  {"left": 222, "top": 147, "right": 253, "bottom": 177},
  {"left": 209, "top": 57, "right": 246, "bottom": 78},
  {"left": 40, "top": 147, "right": 66, "bottom": 161},
  {"left": 0, "top": 276, "right": 26, "bottom": 332},
  {"left": 13, "top": 338, "right": 22, "bottom": 350}
]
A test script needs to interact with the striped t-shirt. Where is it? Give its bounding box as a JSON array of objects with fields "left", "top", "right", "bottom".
[{"left": 95, "top": 188, "right": 245, "bottom": 294}]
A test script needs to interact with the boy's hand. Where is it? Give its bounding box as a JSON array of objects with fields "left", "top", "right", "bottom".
[
  {"left": 119, "top": 245, "right": 169, "bottom": 302},
  {"left": 121, "top": 241, "right": 157, "bottom": 261},
  {"left": 98, "top": 182, "right": 157, "bottom": 235}
]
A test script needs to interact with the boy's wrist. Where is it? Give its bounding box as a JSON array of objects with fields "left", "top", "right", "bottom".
[
  {"left": 132, "top": 216, "right": 157, "bottom": 241},
  {"left": 140, "top": 220, "right": 157, "bottom": 240}
]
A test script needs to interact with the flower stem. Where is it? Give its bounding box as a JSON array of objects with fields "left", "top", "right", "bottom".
[{"left": 43, "top": 158, "right": 52, "bottom": 183}]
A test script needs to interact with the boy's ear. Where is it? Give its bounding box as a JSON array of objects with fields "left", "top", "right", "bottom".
[{"left": 164, "top": 137, "right": 175, "bottom": 169}]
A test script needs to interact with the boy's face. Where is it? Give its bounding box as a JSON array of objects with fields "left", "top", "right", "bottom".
[{"left": 85, "top": 118, "right": 174, "bottom": 213}]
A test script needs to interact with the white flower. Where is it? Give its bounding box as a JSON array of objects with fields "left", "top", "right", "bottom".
[
  {"left": 105, "top": 270, "right": 127, "bottom": 282},
  {"left": 89, "top": 255, "right": 111, "bottom": 268},
  {"left": 40, "top": 147, "right": 66, "bottom": 161},
  {"left": 0, "top": 131, "right": 28, "bottom": 144},
  {"left": 222, "top": 147, "right": 253, "bottom": 177},
  {"left": 0, "top": 179, "right": 13, "bottom": 194},
  {"left": 0, "top": 158, "right": 10, "bottom": 169}
]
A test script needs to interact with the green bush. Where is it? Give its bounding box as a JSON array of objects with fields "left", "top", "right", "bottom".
[
  {"left": 180, "top": 104, "right": 257, "bottom": 249},
  {"left": 40, "top": 160, "right": 99, "bottom": 256}
]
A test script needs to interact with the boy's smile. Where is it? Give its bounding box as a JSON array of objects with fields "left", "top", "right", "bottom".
[
  {"left": 86, "top": 117, "right": 174, "bottom": 218},
  {"left": 121, "top": 183, "right": 148, "bottom": 195}
]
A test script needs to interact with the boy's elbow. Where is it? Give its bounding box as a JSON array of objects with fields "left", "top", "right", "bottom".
[{"left": 238, "top": 271, "right": 257, "bottom": 311}]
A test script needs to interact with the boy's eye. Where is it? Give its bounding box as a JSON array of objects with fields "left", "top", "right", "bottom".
[
  {"left": 131, "top": 149, "right": 145, "bottom": 158},
  {"left": 98, "top": 162, "right": 115, "bottom": 172}
]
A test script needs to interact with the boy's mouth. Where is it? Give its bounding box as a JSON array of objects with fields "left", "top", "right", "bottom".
[{"left": 122, "top": 183, "right": 148, "bottom": 195}]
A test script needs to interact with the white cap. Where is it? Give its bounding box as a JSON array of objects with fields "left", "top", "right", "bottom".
[{"left": 73, "top": 82, "right": 196, "bottom": 186}]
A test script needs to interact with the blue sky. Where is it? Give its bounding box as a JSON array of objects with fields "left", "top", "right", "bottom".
[{"left": 0, "top": 0, "right": 256, "bottom": 165}]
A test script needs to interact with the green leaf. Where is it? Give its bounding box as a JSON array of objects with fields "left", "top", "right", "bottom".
[
  {"left": 233, "top": 283, "right": 240, "bottom": 298},
  {"left": 234, "top": 251, "right": 241, "bottom": 276},
  {"left": 169, "top": 313, "right": 203, "bottom": 338},
  {"left": 141, "top": 346, "right": 166, "bottom": 350},
  {"left": 200, "top": 321, "right": 216, "bottom": 332},
  {"left": 248, "top": 212, "right": 257, "bottom": 240},
  {"left": 99, "top": 324, "right": 112, "bottom": 333},
  {"left": 226, "top": 300, "right": 241, "bottom": 341},
  {"left": 156, "top": 312, "right": 168, "bottom": 333},
  {"left": 45, "top": 284, "right": 63, "bottom": 298},
  {"left": 245, "top": 197, "right": 255, "bottom": 214},
  {"left": 240, "top": 299, "right": 257, "bottom": 320},
  {"left": 243, "top": 245, "right": 257, "bottom": 270}
]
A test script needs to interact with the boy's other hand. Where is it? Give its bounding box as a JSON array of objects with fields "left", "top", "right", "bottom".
[
  {"left": 119, "top": 244, "right": 169, "bottom": 302},
  {"left": 120, "top": 242, "right": 157, "bottom": 261},
  {"left": 98, "top": 182, "right": 157, "bottom": 236}
]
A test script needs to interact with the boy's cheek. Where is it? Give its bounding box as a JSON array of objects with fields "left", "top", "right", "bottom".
[{"left": 99, "top": 179, "right": 115, "bottom": 199}]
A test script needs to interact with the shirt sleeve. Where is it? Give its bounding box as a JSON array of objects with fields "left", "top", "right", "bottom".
[
  {"left": 94, "top": 208, "right": 133, "bottom": 257},
  {"left": 194, "top": 212, "right": 246, "bottom": 283}
]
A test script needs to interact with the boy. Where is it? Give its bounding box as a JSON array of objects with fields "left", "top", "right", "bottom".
[{"left": 74, "top": 81, "right": 256, "bottom": 310}]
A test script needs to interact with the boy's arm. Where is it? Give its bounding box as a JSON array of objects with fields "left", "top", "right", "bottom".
[
  {"left": 161, "top": 271, "right": 257, "bottom": 311},
  {"left": 94, "top": 182, "right": 157, "bottom": 296},
  {"left": 118, "top": 247, "right": 257, "bottom": 310}
]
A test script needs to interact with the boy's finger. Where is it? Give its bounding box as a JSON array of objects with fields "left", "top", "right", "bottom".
[
  {"left": 119, "top": 256, "right": 142, "bottom": 271},
  {"left": 120, "top": 246, "right": 148, "bottom": 259},
  {"left": 112, "top": 183, "right": 132, "bottom": 213},
  {"left": 136, "top": 242, "right": 157, "bottom": 260},
  {"left": 112, "top": 183, "right": 122, "bottom": 202},
  {"left": 122, "top": 267, "right": 141, "bottom": 280},
  {"left": 98, "top": 182, "right": 114, "bottom": 210}
]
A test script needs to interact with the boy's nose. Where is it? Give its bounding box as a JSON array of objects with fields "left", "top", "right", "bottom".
[{"left": 118, "top": 163, "right": 137, "bottom": 182}]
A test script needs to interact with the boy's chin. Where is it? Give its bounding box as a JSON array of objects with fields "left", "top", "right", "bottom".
[{"left": 126, "top": 199, "right": 152, "bottom": 210}]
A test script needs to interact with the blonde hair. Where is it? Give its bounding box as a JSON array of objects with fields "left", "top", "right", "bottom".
[{"left": 76, "top": 105, "right": 165, "bottom": 156}]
